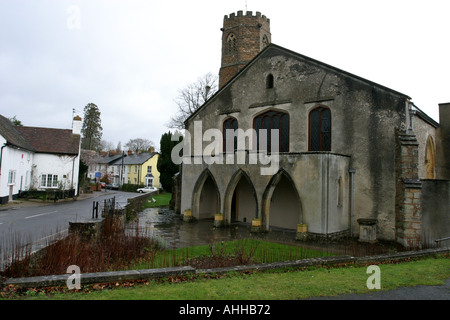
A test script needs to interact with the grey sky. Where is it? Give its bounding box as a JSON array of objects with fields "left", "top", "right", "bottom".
[{"left": 1, "top": 0, "right": 448, "bottom": 148}]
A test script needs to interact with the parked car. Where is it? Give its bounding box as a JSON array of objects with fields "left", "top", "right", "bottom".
[
  {"left": 106, "top": 183, "right": 119, "bottom": 190},
  {"left": 137, "top": 186, "right": 157, "bottom": 193},
  {"left": 100, "top": 182, "right": 106, "bottom": 188}
]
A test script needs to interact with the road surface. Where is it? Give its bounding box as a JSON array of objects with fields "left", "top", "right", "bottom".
[{"left": 0, "top": 191, "right": 138, "bottom": 266}]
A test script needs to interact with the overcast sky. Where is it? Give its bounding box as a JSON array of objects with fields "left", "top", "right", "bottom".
[{"left": 1, "top": 0, "right": 448, "bottom": 149}]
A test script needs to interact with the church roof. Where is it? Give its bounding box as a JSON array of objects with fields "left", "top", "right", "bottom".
[{"left": 185, "top": 43, "right": 411, "bottom": 124}]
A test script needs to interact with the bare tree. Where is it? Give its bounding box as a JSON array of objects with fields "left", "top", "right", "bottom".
[
  {"left": 125, "top": 138, "right": 155, "bottom": 153},
  {"left": 167, "top": 72, "right": 218, "bottom": 129},
  {"left": 100, "top": 140, "right": 115, "bottom": 152}
]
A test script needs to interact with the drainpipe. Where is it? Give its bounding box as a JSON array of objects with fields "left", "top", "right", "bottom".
[
  {"left": 348, "top": 169, "right": 356, "bottom": 237},
  {"left": 0, "top": 144, "right": 6, "bottom": 178},
  {"left": 71, "top": 155, "right": 75, "bottom": 193}
]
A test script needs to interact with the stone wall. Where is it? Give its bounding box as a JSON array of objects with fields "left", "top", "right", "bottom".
[
  {"left": 395, "top": 131, "right": 423, "bottom": 248},
  {"left": 421, "top": 179, "right": 450, "bottom": 246},
  {"left": 124, "top": 190, "right": 158, "bottom": 219}
]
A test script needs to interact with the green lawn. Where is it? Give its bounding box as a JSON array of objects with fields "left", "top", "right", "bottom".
[
  {"left": 130, "top": 239, "right": 335, "bottom": 270},
  {"left": 4, "top": 255, "right": 448, "bottom": 300},
  {"left": 142, "top": 191, "right": 172, "bottom": 208}
]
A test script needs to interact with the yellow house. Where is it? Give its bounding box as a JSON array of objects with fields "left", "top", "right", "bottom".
[{"left": 123, "top": 152, "right": 160, "bottom": 187}]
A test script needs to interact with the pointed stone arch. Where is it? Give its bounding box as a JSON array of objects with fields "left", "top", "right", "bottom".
[
  {"left": 262, "top": 169, "right": 302, "bottom": 230},
  {"left": 192, "top": 168, "right": 220, "bottom": 220},
  {"left": 223, "top": 169, "right": 258, "bottom": 225},
  {"left": 425, "top": 135, "right": 436, "bottom": 179}
]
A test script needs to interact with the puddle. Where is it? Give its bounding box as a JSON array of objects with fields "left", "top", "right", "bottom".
[{"left": 126, "top": 207, "right": 301, "bottom": 249}]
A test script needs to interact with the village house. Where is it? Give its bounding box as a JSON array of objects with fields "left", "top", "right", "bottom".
[
  {"left": 118, "top": 150, "right": 160, "bottom": 188},
  {"left": 86, "top": 149, "right": 160, "bottom": 188},
  {"left": 0, "top": 114, "right": 82, "bottom": 204},
  {"left": 178, "top": 11, "right": 449, "bottom": 248}
]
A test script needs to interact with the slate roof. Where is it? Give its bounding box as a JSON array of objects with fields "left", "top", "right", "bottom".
[
  {"left": 0, "top": 114, "right": 80, "bottom": 155},
  {"left": 15, "top": 126, "right": 80, "bottom": 155},
  {"left": 98, "top": 154, "right": 124, "bottom": 165},
  {"left": 111, "top": 152, "right": 158, "bottom": 165},
  {"left": 0, "top": 115, "right": 34, "bottom": 151}
]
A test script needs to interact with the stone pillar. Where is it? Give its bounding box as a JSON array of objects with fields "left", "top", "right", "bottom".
[
  {"left": 251, "top": 218, "right": 264, "bottom": 233},
  {"left": 395, "top": 131, "right": 423, "bottom": 248},
  {"left": 295, "top": 224, "right": 308, "bottom": 241},
  {"left": 214, "top": 214, "right": 224, "bottom": 228},
  {"left": 183, "top": 209, "right": 194, "bottom": 222},
  {"left": 357, "top": 219, "right": 377, "bottom": 243}
]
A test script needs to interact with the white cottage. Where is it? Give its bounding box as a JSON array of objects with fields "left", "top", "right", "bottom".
[{"left": 0, "top": 115, "right": 82, "bottom": 204}]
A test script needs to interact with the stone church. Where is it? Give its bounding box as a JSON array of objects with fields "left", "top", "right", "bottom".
[{"left": 177, "top": 11, "right": 449, "bottom": 247}]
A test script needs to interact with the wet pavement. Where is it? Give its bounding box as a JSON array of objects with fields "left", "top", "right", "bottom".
[
  {"left": 125, "top": 206, "right": 403, "bottom": 256},
  {"left": 126, "top": 207, "right": 304, "bottom": 249}
]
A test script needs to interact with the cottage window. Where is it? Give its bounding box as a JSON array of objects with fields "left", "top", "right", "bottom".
[
  {"left": 41, "top": 174, "right": 58, "bottom": 188},
  {"left": 8, "top": 170, "right": 16, "bottom": 185},
  {"left": 223, "top": 117, "right": 238, "bottom": 152},
  {"left": 309, "top": 106, "right": 331, "bottom": 151},
  {"left": 253, "top": 110, "right": 289, "bottom": 152}
]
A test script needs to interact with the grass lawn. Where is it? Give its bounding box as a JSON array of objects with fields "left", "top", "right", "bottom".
[
  {"left": 142, "top": 191, "right": 172, "bottom": 208},
  {"left": 130, "top": 239, "right": 335, "bottom": 270},
  {"left": 4, "top": 255, "right": 448, "bottom": 300}
]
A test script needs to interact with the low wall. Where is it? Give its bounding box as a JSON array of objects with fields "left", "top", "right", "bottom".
[
  {"left": 124, "top": 190, "right": 159, "bottom": 219},
  {"left": 3, "top": 247, "right": 449, "bottom": 289}
]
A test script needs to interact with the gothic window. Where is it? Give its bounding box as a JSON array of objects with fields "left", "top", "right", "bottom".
[
  {"left": 266, "top": 74, "right": 274, "bottom": 89},
  {"left": 309, "top": 106, "right": 331, "bottom": 151},
  {"left": 262, "top": 34, "right": 269, "bottom": 48},
  {"left": 253, "top": 110, "right": 289, "bottom": 152},
  {"left": 425, "top": 136, "right": 436, "bottom": 179},
  {"left": 226, "top": 33, "right": 237, "bottom": 54},
  {"left": 223, "top": 117, "right": 238, "bottom": 152}
]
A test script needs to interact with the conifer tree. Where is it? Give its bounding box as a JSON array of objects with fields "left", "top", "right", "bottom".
[{"left": 81, "top": 103, "right": 103, "bottom": 151}]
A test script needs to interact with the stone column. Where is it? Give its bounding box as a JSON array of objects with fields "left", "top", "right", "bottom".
[{"left": 395, "top": 131, "right": 423, "bottom": 248}]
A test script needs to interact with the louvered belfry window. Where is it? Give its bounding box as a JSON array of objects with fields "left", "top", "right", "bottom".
[
  {"left": 254, "top": 110, "right": 289, "bottom": 153},
  {"left": 309, "top": 107, "right": 331, "bottom": 151}
]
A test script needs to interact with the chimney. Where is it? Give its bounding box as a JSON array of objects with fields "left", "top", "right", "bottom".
[{"left": 72, "top": 115, "right": 82, "bottom": 135}]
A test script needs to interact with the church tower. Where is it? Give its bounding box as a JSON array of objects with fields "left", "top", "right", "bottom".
[{"left": 219, "top": 11, "right": 271, "bottom": 88}]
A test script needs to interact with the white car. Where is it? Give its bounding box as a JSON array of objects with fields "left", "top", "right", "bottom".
[{"left": 137, "top": 186, "right": 158, "bottom": 193}]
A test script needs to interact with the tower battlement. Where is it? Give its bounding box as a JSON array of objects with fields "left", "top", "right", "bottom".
[
  {"left": 219, "top": 10, "right": 271, "bottom": 88},
  {"left": 224, "top": 11, "right": 270, "bottom": 23}
]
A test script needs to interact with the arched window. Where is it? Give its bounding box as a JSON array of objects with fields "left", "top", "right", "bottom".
[
  {"left": 226, "top": 33, "right": 237, "bottom": 54},
  {"left": 262, "top": 34, "right": 269, "bottom": 48},
  {"left": 425, "top": 136, "right": 436, "bottom": 179},
  {"left": 223, "top": 117, "right": 238, "bottom": 152},
  {"left": 266, "top": 74, "right": 274, "bottom": 89},
  {"left": 253, "top": 110, "right": 289, "bottom": 152},
  {"left": 309, "top": 106, "right": 331, "bottom": 151}
]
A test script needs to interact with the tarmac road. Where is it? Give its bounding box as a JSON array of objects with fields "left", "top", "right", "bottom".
[
  {"left": 0, "top": 190, "right": 138, "bottom": 264},
  {"left": 311, "top": 278, "right": 450, "bottom": 300}
]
